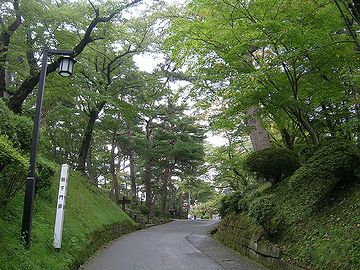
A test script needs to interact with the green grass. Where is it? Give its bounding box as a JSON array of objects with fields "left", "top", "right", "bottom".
[
  {"left": 0, "top": 170, "right": 137, "bottom": 270},
  {"left": 216, "top": 180, "right": 360, "bottom": 270},
  {"left": 273, "top": 180, "right": 360, "bottom": 269},
  {"left": 216, "top": 141, "right": 360, "bottom": 269}
]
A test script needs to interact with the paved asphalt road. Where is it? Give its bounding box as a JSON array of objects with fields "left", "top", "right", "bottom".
[{"left": 81, "top": 219, "right": 268, "bottom": 270}]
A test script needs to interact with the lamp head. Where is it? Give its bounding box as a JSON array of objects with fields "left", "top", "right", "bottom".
[{"left": 58, "top": 56, "right": 76, "bottom": 77}]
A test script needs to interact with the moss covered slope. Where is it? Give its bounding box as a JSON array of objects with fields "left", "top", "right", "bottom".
[
  {"left": 217, "top": 181, "right": 360, "bottom": 270},
  {"left": 216, "top": 140, "right": 360, "bottom": 270},
  {"left": 0, "top": 170, "right": 137, "bottom": 270},
  {"left": 273, "top": 179, "right": 360, "bottom": 269}
]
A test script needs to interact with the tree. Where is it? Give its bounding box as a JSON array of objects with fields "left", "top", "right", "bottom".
[
  {"left": 75, "top": 26, "right": 151, "bottom": 173},
  {"left": 165, "top": 0, "right": 359, "bottom": 146},
  {"left": 153, "top": 100, "right": 205, "bottom": 213},
  {"left": 5, "top": 0, "right": 143, "bottom": 113},
  {"left": 0, "top": 0, "right": 22, "bottom": 98}
]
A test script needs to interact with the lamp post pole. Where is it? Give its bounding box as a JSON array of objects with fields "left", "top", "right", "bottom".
[{"left": 21, "top": 49, "right": 74, "bottom": 249}]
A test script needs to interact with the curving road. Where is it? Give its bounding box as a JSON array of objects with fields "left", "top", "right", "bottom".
[{"left": 81, "top": 219, "right": 268, "bottom": 270}]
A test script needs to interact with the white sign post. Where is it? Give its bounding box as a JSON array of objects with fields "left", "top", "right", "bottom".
[{"left": 53, "top": 164, "right": 69, "bottom": 250}]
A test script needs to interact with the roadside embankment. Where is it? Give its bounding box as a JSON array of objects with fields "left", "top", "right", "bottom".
[
  {"left": 214, "top": 140, "right": 360, "bottom": 270},
  {"left": 214, "top": 179, "right": 360, "bottom": 270},
  {"left": 215, "top": 214, "right": 305, "bottom": 270},
  {"left": 0, "top": 170, "right": 138, "bottom": 270}
]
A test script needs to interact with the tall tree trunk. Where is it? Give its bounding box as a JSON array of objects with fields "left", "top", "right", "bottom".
[
  {"left": 246, "top": 106, "right": 271, "bottom": 151},
  {"left": 77, "top": 110, "right": 98, "bottom": 173},
  {"left": 0, "top": 61, "right": 5, "bottom": 98},
  {"left": 129, "top": 149, "right": 137, "bottom": 202},
  {"left": 127, "top": 127, "right": 137, "bottom": 203},
  {"left": 77, "top": 102, "right": 105, "bottom": 173},
  {"left": 144, "top": 158, "right": 152, "bottom": 211},
  {"left": 281, "top": 128, "right": 294, "bottom": 150},
  {"left": 160, "top": 167, "right": 172, "bottom": 214},
  {"left": 144, "top": 118, "right": 153, "bottom": 212},
  {"left": 178, "top": 191, "right": 184, "bottom": 219},
  {"left": 110, "top": 130, "right": 120, "bottom": 201},
  {"left": 87, "top": 139, "right": 98, "bottom": 185}
]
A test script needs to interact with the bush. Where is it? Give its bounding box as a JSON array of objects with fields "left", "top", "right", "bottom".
[
  {"left": 218, "top": 190, "right": 243, "bottom": 217},
  {"left": 249, "top": 195, "right": 275, "bottom": 232},
  {"left": 0, "top": 100, "right": 33, "bottom": 151},
  {"left": 0, "top": 136, "right": 28, "bottom": 210},
  {"left": 191, "top": 199, "right": 219, "bottom": 219},
  {"left": 153, "top": 207, "right": 162, "bottom": 217},
  {"left": 289, "top": 139, "right": 360, "bottom": 210},
  {"left": 138, "top": 205, "right": 150, "bottom": 215},
  {"left": 35, "top": 157, "right": 56, "bottom": 195},
  {"left": 244, "top": 147, "right": 300, "bottom": 184},
  {"left": 238, "top": 185, "right": 263, "bottom": 211}
]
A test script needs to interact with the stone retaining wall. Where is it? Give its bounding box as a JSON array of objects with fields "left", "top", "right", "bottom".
[{"left": 215, "top": 215, "right": 306, "bottom": 270}]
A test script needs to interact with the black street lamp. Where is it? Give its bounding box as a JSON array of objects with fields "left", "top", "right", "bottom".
[{"left": 21, "top": 49, "right": 76, "bottom": 249}]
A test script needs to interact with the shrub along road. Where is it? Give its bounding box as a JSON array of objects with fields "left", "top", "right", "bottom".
[{"left": 81, "top": 219, "right": 268, "bottom": 270}]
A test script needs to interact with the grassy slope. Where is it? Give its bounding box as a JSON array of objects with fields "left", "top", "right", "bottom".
[
  {"left": 270, "top": 179, "right": 360, "bottom": 269},
  {"left": 216, "top": 180, "right": 360, "bottom": 270},
  {"left": 217, "top": 141, "right": 360, "bottom": 269},
  {"left": 0, "top": 170, "right": 136, "bottom": 270}
]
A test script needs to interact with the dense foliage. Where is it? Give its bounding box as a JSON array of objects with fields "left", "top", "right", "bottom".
[
  {"left": 0, "top": 0, "right": 206, "bottom": 217},
  {"left": 1, "top": 0, "right": 360, "bottom": 268},
  {"left": 249, "top": 195, "right": 275, "bottom": 232},
  {"left": 286, "top": 139, "right": 360, "bottom": 221},
  {"left": 0, "top": 100, "right": 32, "bottom": 151},
  {"left": 0, "top": 101, "right": 56, "bottom": 209},
  {"left": 218, "top": 190, "right": 243, "bottom": 217},
  {"left": 244, "top": 147, "right": 300, "bottom": 184},
  {"left": 35, "top": 157, "right": 56, "bottom": 195},
  {"left": 165, "top": 0, "right": 360, "bottom": 148},
  {"left": 0, "top": 136, "right": 28, "bottom": 210}
]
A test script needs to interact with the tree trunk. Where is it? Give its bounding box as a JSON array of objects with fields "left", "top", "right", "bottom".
[
  {"left": 77, "top": 102, "right": 105, "bottom": 173},
  {"left": 160, "top": 167, "right": 172, "bottom": 214},
  {"left": 246, "top": 106, "right": 271, "bottom": 151},
  {"left": 281, "top": 128, "right": 294, "bottom": 150},
  {"left": 129, "top": 149, "right": 137, "bottom": 202},
  {"left": 144, "top": 118, "right": 153, "bottom": 211},
  {"left": 8, "top": 61, "right": 59, "bottom": 113},
  {"left": 0, "top": 61, "right": 5, "bottom": 98},
  {"left": 127, "top": 127, "right": 137, "bottom": 203},
  {"left": 87, "top": 139, "right": 98, "bottom": 186},
  {"left": 77, "top": 110, "right": 98, "bottom": 173},
  {"left": 144, "top": 158, "right": 152, "bottom": 211},
  {"left": 110, "top": 131, "right": 120, "bottom": 201},
  {"left": 178, "top": 191, "right": 184, "bottom": 219},
  {"left": 297, "top": 109, "right": 319, "bottom": 145}
]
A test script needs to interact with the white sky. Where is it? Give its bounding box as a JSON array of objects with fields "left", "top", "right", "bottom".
[
  {"left": 133, "top": 53, "right": 164, "bottom": 72},
  {"left": 205, "top": 134, "right": 227, "bottom": 146}
]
